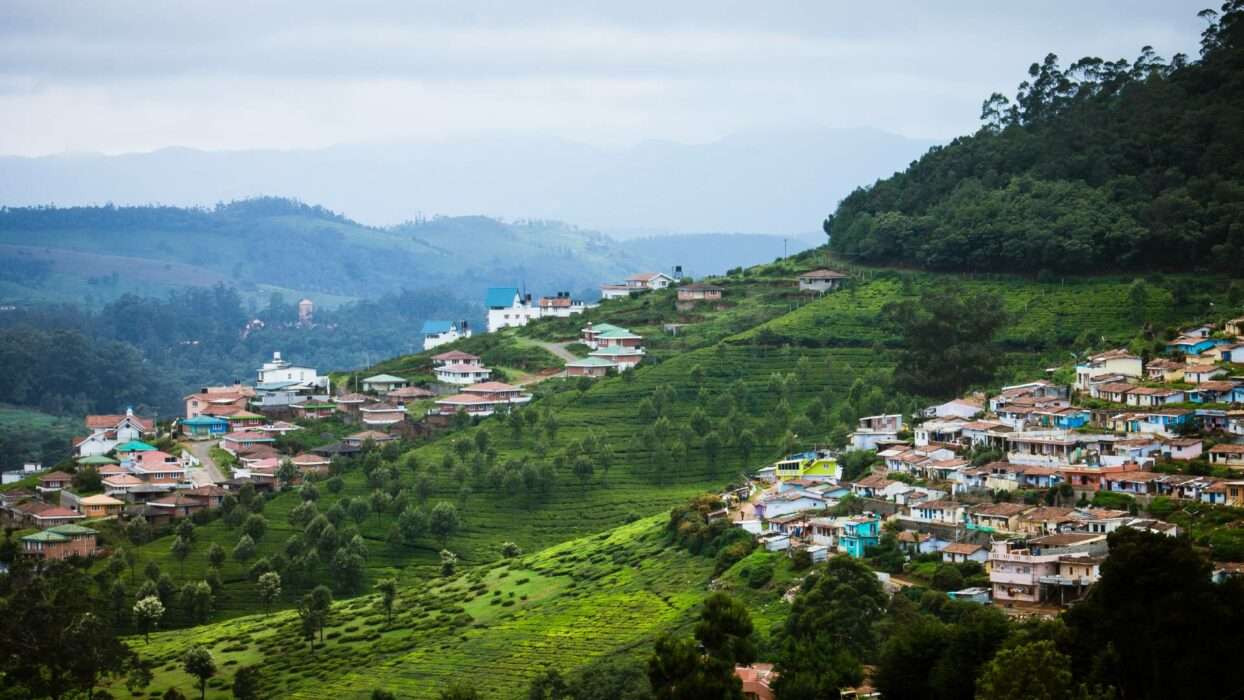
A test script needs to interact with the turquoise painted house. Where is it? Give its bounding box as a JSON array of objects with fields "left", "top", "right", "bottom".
[
  {"left": 1166, "top": 336, "right": 1228, "bottom": 355},
  {"left": 181, "top": 415, "right": 229, "bottom": 438},
  {"left": 839, "top": 515, "right": 881, "bottom": 558}
]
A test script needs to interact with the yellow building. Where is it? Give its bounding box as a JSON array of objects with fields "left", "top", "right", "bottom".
[{"left": 78, "top": 494, "right": 125, "bottom": 519}]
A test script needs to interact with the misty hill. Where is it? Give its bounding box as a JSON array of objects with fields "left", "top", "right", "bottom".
[
  {"left": 0, "top": 127, "right": 935, "bottom": 234},
  {"left": 0, "top": 199, "right": 818, "bottom": 307},
  {"left": 828, "top": 6, "right": 1244, "bottom": 273}
]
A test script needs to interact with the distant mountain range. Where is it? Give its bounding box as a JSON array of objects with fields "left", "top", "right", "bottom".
[
  {"left": 0, "top": 198, "right": 821, "bottom": 308},
  {"left": 0, "top": 127, "right": 936, "bottom": 235}
]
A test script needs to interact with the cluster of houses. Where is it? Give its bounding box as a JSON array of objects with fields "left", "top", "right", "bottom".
[
  {"left": 729, "top": 318, "right": 1243, "bottom": 610},
  {"left": 484, "top": 288, "right": 594, "bottom": 333},
  {"left": 425, "top": 350, "right": 533, "bottom": 419}
]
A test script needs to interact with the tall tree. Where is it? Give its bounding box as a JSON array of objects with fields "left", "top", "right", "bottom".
[{"left": 881, "top": 287, "right": 1007, "bottom": 397}]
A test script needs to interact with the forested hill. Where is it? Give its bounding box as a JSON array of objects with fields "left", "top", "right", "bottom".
[
  {"left": 0, "top": 199, "right": 643, "bottom": 305},
  {"left": 826, "top": 3, "right": 1244, "bottom": 274}
]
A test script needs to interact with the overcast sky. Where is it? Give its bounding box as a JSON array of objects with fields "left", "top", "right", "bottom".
[{"left": 0, "top": 1, "right": 1212, "bottom": 157}]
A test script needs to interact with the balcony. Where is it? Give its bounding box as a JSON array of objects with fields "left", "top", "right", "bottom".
[
  {"left": 990, "top": 570, "right": 1040, "bottom": 586},
  {"left": 1039, "top": 575, "right": 1097, "bottom": 586}
]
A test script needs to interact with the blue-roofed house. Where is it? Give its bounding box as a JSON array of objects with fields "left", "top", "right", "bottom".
[
  {"left": 1166, "top": 335, "right": 1228, "bottom": 355},
  {"left": 486, "top": 287, "right": 539, "bottom": 333},
  {"left": 422, "top": 320, "right": 471, "bottom": 351},
  {"left": 180, "top": 415, "right": 229, "bottom": 439}
]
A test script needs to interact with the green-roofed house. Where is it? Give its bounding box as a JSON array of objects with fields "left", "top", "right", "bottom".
[
  {"left": 22, "top": 523, "right": 97, "bottom": 560},
  {"left": 362, "top": 374, "right": 409, "bottom": 394},
  {"left": 580, "top": 322, "right": 627, "bottom": 348},
  {"left": 589, "top": 344, "right": 645, "bottom": 371},
  {"left": 115, "top": 440, "right": 156, "bottom": 453},
  {"left": 565, "top": 356, "right": 617, "bottom": 378},
  {"left": 76, "top": 455, "right": 119, "bottom": 466},
  {"left": 179, "top": 415, "right": 229, "bottom": 439}
]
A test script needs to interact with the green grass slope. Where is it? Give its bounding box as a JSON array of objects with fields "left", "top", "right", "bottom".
[
  {"left": 110, "top": 516, "right": 792, "bottom": 699},
  {"left": 108, "top": 251, "right": 1234, "bottom": 622}
]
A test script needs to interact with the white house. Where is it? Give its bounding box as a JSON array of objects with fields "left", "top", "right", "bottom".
[
  {"left": 626, "top": 272, "right": 675, "bottom": 291},
  {"left": 797, "top": 269, "right": 849, "bottom": 293},
  {"left": 924, "top": 397, "right": 984, "bottom": 420},
  {"left": 75, "top": 409, "right": 155, "bottom": 457},
  {"left": 485, "top": 288, "right": 590, "bottom": 332},
  {"left": 850, "top": 414, "right": 904, "bottom": 451},
  {"left": 422, "top": 320, "right": 471, "bottom": 351},
  {"left": 257, "top": 352, "right": 327, "bottom": 389},
  {"left": 434, "top": 363, "right": 493, "bottom": 385},
  {"left": 485, "top": 288, "right": 541, "bottom": 333}
]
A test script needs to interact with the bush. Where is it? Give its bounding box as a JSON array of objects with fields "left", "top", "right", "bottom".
[
  {"left": 931, "top": 564, "right": 964, "bottom": 591},
  {"left": 743, "top": 560, "right": 774, "bottom": 588}
]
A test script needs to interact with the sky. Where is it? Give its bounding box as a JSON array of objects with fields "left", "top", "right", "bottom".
[{"left": 0, "top": 0, "right": 1213, "bottom": 157}]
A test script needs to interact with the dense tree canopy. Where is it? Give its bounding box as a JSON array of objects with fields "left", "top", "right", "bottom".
[{"left": 827, "top": 2, "right": 1244, "bottom": 273}]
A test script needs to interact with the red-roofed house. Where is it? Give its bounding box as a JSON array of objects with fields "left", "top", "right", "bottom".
[
  {"left": 32, "top": 506, "right": 87, "bottom": 529},
  {"left": 76, "top": 407, "right": 155, "bottom": 457}
]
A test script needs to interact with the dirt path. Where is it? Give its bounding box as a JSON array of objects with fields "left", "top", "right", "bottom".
[{"left": 528, "top": 339, "right": 579, "bottom": 363}]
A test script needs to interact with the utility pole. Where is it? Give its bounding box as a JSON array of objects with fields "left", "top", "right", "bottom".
[{"left": 783, "top": 238, "right": 788, "bottom": 261}]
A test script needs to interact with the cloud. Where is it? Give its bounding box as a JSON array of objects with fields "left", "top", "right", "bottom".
[{"left": 0, "top": 0, "right": 1210, "bottom": 156}]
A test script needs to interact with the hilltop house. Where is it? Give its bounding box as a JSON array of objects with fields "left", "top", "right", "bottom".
[
  {"left": 485, "top": 287, "right": 590, "bottom": 332},
  {"left": 676, "top": 283, "right": 724, "bottom": 309},
  {"left": 627, "top": 272, "right": 675, "bottom": 291},
  {"left": 797, "top": 269, "right": 849, "bottom": 293},
  {"left": 538, "top": 292, "right": 590, "bottom": 318},
  {"left": 421, "top": 320, "right": 471, "bottom": 351},
  {"left": 362, "top": 374, "right": 408, "bottom": 394}
]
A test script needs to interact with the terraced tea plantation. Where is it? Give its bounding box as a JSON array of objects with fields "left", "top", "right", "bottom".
[
  {"left": 112, "top": 517, "right": 777, "bottom": 699},
  {"left": 108, "top": 255, "right": 1230, "bottom": 624}
]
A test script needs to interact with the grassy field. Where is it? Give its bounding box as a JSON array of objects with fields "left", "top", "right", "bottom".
[
  {"left": 109, "top": 516, "right": 795, "bottom": 699},
  {"left": 0, "top": 404, "right": 79, "bottom": 477}
]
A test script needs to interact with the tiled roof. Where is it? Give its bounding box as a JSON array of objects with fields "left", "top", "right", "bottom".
[
  {"left": 431, "top": 350, "right": 480, "bottom": 362},
  {"left": 799, "top": 269, "right": 849, "bottom": 279},
  {"left": 421, "top": 320, "right": 453, "bottom": 334}
]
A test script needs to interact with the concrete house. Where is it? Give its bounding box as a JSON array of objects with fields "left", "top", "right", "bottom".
[
  {"left": 797, "top": 269, "right": 849, "bottom": 293},
  {"left": 362, "top": 374, "right": 408, "bottom": 394},
  {"left": 1075, "top": 349, "right": 1143, "bottom": 389},
  {"left": 421, "top": 320, "right": 471, "bottom": 351}
]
